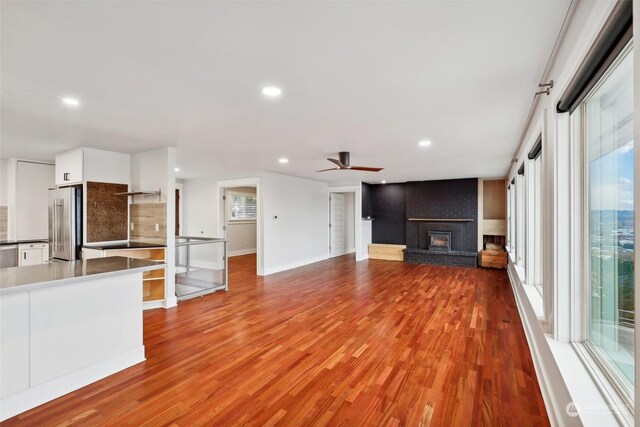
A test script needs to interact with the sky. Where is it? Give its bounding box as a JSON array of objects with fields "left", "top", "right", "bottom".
[{"left": 590, "top": 140, "right": 634, "bottom": 211}]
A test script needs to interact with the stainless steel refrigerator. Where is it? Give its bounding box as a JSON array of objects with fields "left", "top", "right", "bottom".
[{"left": 48, "top": 186, "right": 83, "bottom": 261}]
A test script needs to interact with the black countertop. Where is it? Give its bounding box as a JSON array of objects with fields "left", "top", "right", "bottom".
[
  {"left": 0, "top": 239, "right": 48, "bottom": 246},
  {"left": 83, "top": 242, "right": 166, "bottom": 250}
]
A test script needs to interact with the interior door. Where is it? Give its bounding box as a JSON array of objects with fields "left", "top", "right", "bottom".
[{"left": 330, "top": 193, "right": 346, "bottom": 257}]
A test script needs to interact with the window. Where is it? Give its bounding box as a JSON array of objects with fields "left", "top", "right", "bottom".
[
  {"left": 529, "top": 138, "right": 543, "bottom": 293},
  {"left": 516, "top": 171, "right": 526, "bottom": 268},
  {"left": 507, "top": 185, "right": 512, "bottom": 251},
  {"left": 583, "top": 44, "right": 634, "bottom": 397},
  {"left": 228, "top": 192, "right": 257, "bottom": 221}
]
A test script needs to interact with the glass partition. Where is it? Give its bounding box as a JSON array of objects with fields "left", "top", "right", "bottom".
[{"left": 175, "top": 236, "right": 228, "bottom": 301}]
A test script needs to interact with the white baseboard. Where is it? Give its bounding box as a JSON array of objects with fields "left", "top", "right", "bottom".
[
  {"left": 163, "top": 295, "right": 178, "bottom": 309},
  {"left": 228, "top": 249, "right": 257, "bottom": 257},
  {"left": 263, "top": 255, "right": 329, "bottom": 275},
  {"left": 0, "top": 347, "right": 145, "bottom": 421},
  {"left": 143, "top": 300, "right": 165, "bottom": 310},
  {"left": 507, "top": 261, "right": 580, "bottom": 427}
]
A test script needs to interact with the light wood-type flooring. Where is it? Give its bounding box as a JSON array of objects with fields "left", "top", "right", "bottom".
[{"left": 4, "top": 254, "right": 548, "bottom": 426}]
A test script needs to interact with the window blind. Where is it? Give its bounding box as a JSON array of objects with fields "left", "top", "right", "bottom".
[
  {"left": 556, "top": 0, "right": 632, "bottom": 113},
  {"left": 528, "top": 136, "right": 542, "bottom": 160}
]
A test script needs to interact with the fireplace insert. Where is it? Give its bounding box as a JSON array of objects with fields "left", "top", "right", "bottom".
[{"left": 428, "top": 230, "right": 452, "bottom": 251}]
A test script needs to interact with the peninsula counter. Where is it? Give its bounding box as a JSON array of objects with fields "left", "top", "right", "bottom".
[{"left": 0, "top": 256, "right": 165, "bottom": 421}]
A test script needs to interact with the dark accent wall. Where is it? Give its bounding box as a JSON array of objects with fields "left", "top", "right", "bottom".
[
  {"left": 86, "top": 182, "right": 129, "bottom": 242},
  {"left": 405, "top": 179, "right": 478, "bottom": 252},
  {"left": 370, "top": 183, "right": 406, "bottom": 245},
  {"left": 361, "top": 182, "right": 373, "bottom": 219}
]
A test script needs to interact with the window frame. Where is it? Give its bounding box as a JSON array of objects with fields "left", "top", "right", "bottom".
[
  {"left": 227, "top": 191, "right": 258, "bottom": 222},
  {"left": 571, "top": 41, "right": 635, "bottom": 414},
  {"left": 516, "top": 172, "right": 526, "bottom": 268},
  {"left": 526, "top": 141, "right": 543, "bottom": 295},
  {"left": 507, "top": 185, "right": 512, "bottom": 251}
]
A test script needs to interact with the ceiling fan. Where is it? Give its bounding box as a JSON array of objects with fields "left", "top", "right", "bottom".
[{"left": 317, "top": 152, "right": 383, "bottom": 172}]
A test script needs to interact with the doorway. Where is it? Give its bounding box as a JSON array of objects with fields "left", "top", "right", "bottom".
[
  {"left": 217, "top": 177, "right": 262, "bottom": 275},
  {"left": 329, "top": 191, "right": 355, "bottom": 258},
  {"left": 223, "top": 186, "right": 258, "bottom": 258}
]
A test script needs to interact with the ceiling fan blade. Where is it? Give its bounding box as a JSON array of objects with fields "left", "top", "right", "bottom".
[
  {"left": 316, "top": 167, "right": 341, "bottom": 172},
  {"left": 349, "top": 166, "right": 384, "bottom": 172},
  {"left": 327, "top": 158, "right": 345, "bottom": 168}
]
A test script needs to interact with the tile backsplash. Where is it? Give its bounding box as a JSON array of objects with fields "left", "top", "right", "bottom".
[
  {"left": 0, "top": 206, "right": 7, "bottom": 240},
  {"left": 130, "top": 203, "right": 166, "bottom": 244}
]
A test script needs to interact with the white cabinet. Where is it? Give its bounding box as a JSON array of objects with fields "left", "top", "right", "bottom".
[
  {"left": 55, "top": 149, "right": 84, "bottom": 186},
  {"left": 18, "top": 243, "right": 48, "bottom": 266},
  {"left": 15, "top": 161, "right": 55, "bottom": 241},
  {"left": 55, "top": 148, "right": 130, "bottom": 187},
  {"left": 0, "top": 292, "right": 30, "bottom": 399}
]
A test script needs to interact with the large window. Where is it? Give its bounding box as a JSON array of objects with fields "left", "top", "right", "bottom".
[
  {"left": 516, "top": 172, "right": 526, "bottom": 268},
  {"left": 507, "top": 185, "right": 513, "bottom": 251},
  {"left": 228, "top": 192, "right": 257, "bottom": 221},
  {"left": 583, "top": 44, "right": 634, "bottom": 396},
  {"left": 530, "top": 141, "right": 543, "bottom": 293}
]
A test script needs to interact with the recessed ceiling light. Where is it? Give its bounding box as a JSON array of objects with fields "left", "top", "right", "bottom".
[
  {"left": 262, "top": 86, "right": 282, "bottom": 97},
  {"left": 174, "top": 167, "right": 180, "bottom": 172},
  {"left": 381, "top": 180, "right": 387, "bottom": 184},
  {"left": 278, "top": 158, "right": 289, "bottom": 164},
  {"left": 61, "top": 97, "right": 80, "bottom": 108},
  {"left": 418, "top": 140, "right": 432, "bottom": 147}
]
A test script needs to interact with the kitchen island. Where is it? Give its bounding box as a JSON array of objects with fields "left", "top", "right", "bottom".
[{"left": 0, "top": 257, "right": 165, "bottom": 421}]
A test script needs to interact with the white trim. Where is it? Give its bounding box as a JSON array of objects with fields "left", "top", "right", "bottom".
[
  {"left": 228, "top": 249, "right": 257, "bottom": 257},
  {"left": 0, "top": 347, "right": 145, "bottom": 421},
  {"left": 262, "top": 254, "right": 328, "bottom": 276},
  {"left": 143, "top": 300, "right": 165, "bottom": 310},
  {"left": 508, "top": 260, "right": 583, "bottom": 427},
  {"left": 327, "top": 184, "right": 364, "bottom": 261},
  {"left": 216, "top": 178, "right": 262, "bottom": 275},
  {"left": 163, "top": 295, "right": 177, "bottom": 309}
]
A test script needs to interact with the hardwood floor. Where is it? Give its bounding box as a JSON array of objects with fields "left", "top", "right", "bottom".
[{"left": 5, "top": 254, "right": 549, "bottom": 426}]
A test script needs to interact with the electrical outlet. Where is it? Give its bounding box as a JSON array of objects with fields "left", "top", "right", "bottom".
[
  {"left": 130, "top": 223, "right": 134, "bottom": 231},
  {"left": 155, "top": 224, "right": 160, "bottom": 232}
]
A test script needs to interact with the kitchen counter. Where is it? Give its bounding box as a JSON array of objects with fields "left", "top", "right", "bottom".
[
  {"left": 83, "top": 241, "right": 166, "bottom": 250},
  {"left": 0, "top": 256, "right": 154, "bottom": 421},
  {"left": 0, "top": 256, "right": 165, "bottom": 295},
  {"left": 0, "top": 239, "right": 48, "bottom": 246}
]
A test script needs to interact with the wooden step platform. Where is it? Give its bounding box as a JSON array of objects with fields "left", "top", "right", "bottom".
[
  {"left": 480, "top": 249, "right": 507, "bottom": 269},
  {"left": 368, "top": 243, "right": 406, "bottom": 261}
]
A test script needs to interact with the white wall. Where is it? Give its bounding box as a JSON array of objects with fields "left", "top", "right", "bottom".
[
  {"left": 182, "top": 172, "right": 329, "bottom": 276},
  {"left": 130, "top": 148, "right": 170, "bottom": 203},
  {"left": 0, "top": 159, "right": 8, "bottom": 207},
  {"left": 130, "top": 147, "right": 177, "bottom": 308},
  {"left": 261, "top": 172, "right": 328, "bottom": 274}
]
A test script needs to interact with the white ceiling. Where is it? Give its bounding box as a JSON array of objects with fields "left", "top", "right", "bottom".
[{"left": 1, "top": 1, "right": 571, "bottom": 183}]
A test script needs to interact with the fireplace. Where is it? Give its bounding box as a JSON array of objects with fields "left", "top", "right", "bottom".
[{"left": 428, "top": 231, "right": 451, "bottom": 251}]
